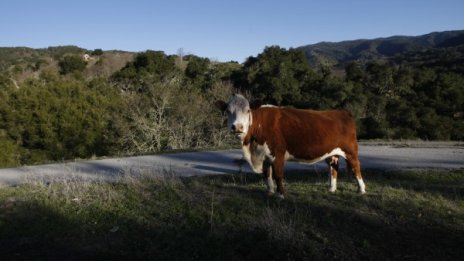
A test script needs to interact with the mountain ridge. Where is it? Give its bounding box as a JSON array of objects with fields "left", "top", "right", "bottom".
[{"left": 297, "top": 30, "right": 464, "bottom": 67}]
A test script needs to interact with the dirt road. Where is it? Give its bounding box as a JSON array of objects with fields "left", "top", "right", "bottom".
[{"left": 0, "top": 143, "right": 463, "bottom": 186}]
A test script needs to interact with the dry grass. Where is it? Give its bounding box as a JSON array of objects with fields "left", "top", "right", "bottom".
[{"left": 0, "top": 168, "right": 463, "bottom": 260}]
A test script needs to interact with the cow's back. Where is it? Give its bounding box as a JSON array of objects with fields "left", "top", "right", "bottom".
[{"left": 253, "top": 107, "right": 358, "bottom": 160}]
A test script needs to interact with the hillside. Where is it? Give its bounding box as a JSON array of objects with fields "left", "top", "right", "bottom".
[
  {"left": 0, "top": 46, "right": 135, "bottom": 84},
  {"left": 298, "top": 30, "right": 464, "bottom": 67}
]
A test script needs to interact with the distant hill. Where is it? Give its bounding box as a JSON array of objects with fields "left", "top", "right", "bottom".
[
  {"left": 297, "top": 30, "right": 464, "bottom": 67},
  {"left": 0, "top": 46, "right": 135, "bottom": 83}
]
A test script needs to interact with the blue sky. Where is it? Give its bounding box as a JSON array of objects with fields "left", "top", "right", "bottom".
[{"left": 1, "top": 0, "right": 463, "bottom": 62}]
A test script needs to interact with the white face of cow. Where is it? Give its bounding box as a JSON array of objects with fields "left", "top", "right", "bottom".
[{"left": 216, "top": 94, "right": 252, "bottom": 140}]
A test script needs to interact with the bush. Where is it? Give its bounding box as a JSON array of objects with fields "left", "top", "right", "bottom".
[
  {"left": 91, "top": 49, "right": 104, "bottom": 56},
  {"left": 118, "top": 77, "right": 233, "bottom": 154},
  {"left": 58, "top": 55, "right": 87, "bottom": 74},
  {"left": 0, "top": 135, "right": 20, "bottom": 167},
  {"left": 0, "top": 76, "right": 124, "bottom": 164}
]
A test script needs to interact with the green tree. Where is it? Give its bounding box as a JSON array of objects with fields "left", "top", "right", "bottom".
[
  {"left": 185, "top": 56, "right": 210, "bottom": 89},
  {"left": 91, "top": 49, "right": 104, "bottom": 56},
  {"left": 239, "top": 46, "right": 315, "bottom": 105},
  {"left": 112, "top": 50, "right": 181, "bottom": 92},
  {"left": 132, "top": 50, "right": 177, "bottom": 76},
  {"left": 58, "top": 55, "right": 87, "bottom": 74},
  {"left": 185, "top": 56, "right": 210, "bottom": 79},
  {"left": 386, "top": 99, "right": 419, "bottom": 139},
  {"left": 345, "top": 62, "right": 364, "bottom": 82},
  {"left": 0, "top": 134, "right": 20, "bottom": 167}
]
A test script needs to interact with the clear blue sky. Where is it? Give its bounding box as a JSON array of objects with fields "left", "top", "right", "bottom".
[{"left": 1, "top": 0, "right": 463, "bottom": 62}]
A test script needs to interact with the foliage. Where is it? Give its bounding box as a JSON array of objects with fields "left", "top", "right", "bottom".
[
  {"left": 0, "top": 74, "right": 123, "bottom": 164},
  {"left": 58, "top": 55, "right": 87, "bottom": 74},
  {"left": 235, "top": 46, "right": 318, "bottom": 105},
  {"left": 185, "top": 56, "right": 210, "bottom": 79},
  {"left": 0, "top": 134, "right": 20, "bottom": 167},
  {"left": 109, "top": 50, "right": 235, "bottom": 155},
  {"left": 114, "top": 51, "right": 178, "bottom": 79},
  {"left": 0, "top": 48, "right": 239, "bottom": 167},
  {"left": 117, "top": 74, "right": 233, "bottom": 155},
  {"left": 185, "top": 55, "right": 241, "bottom": 91},
  {"left": 91, "top": 48, "right": 104, "bottom": 56}
]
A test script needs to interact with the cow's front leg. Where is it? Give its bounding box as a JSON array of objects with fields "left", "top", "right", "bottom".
[
  {"left": 273, "top": 155, "right": 286, "bottom": 199},
  {"left": 262, "top": 159, "right": 275, "bottom": 197}
]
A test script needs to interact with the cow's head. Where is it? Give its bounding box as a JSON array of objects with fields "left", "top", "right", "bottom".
[{"left": 215, "top": 94, "right": 253, "bottom": 139}]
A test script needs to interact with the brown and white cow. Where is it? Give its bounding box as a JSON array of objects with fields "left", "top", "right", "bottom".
[{"left": 216, "top": 94, "right": 366, "bottom": 198}]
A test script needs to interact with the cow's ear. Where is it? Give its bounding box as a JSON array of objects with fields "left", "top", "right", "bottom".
[
  {"left": 215, "top": 100, "right": 228, "bottom": 112},
  {"left": 250, "top": 100, "right": 262, "bottom": 110}
]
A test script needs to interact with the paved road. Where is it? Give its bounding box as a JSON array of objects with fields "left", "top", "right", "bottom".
[{"left": 0, "top": 145, "right": 463, "bottom": 186}]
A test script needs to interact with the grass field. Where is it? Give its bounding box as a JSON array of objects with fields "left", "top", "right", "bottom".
[{"left": 0, "top": 168, "right": 463, "bottom": 260}]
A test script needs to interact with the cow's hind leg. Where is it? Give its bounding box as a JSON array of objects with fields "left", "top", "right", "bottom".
[
  {"left": 326, "top": 156, "right": 339, "bottom": 192},
  {"left": 346, "top": 155, "right": 366, "bottom": 194}
]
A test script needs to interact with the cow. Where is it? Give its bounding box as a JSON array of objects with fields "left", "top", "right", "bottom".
[{"left": 215, "top": 94, "right": 366, "bottom": 199}]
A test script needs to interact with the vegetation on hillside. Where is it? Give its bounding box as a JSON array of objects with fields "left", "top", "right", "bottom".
[
  {"left": 0, "top": 71, "right": 129, "bottom": 166},
  {"left": 0, "top": 30, "right": 463, "bottom": 167},
  {"left": 0, "top": 48, "right": 236, "bottom": 167}
]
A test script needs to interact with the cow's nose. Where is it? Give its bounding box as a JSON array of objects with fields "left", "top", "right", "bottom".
[{"left": 232, "top": 123, "right": 243, "bottom": 133}]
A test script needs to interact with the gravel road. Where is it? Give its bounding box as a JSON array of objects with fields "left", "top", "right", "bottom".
[{"left": 0, "top": 144, "right": 463, "bottom": 186}]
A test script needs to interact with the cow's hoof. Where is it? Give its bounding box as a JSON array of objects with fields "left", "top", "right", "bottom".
[
  {"left": 233, "top": 158, "right": 246, "bottom": 165},
  {"left": 329, "top": 188, "right": 337, "bottom": 193},
  {"left": 275, "top": 193, "right": 285, "bottom": 200},
  {"left": 358, "top": 190, "right": 366, "bottom": 195},
  {"left": 266, "top": 191, "right": 275, "bottom": 198}
]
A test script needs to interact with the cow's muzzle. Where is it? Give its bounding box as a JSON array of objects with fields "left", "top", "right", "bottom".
[{"left": 231, "top": 123, "right": 244, "bottom": 134}]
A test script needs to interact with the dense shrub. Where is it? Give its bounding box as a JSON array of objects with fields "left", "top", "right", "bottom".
[
  {"left": 58, "top": 55, "right": 87, "bottom": 74},
  {"left": 0, "top": 74, "right": 123, "bottom": 165}
]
